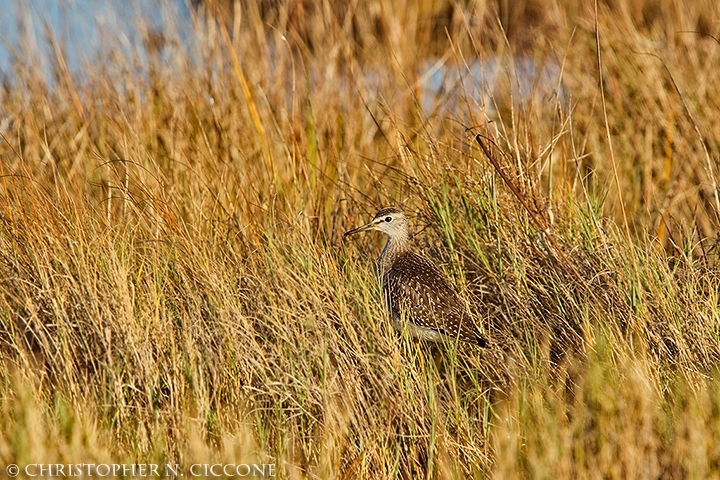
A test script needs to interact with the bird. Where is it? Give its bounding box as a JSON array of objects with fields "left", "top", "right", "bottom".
[{"left": 344, "top": 207, "right": 488, "bottom": 347}]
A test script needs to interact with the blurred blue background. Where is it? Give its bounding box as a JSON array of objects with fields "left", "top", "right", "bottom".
[{"left": 0, "top": 0, "right": 193, "bottom": 80}]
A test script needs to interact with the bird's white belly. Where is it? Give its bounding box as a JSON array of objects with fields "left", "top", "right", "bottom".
[{"left": 390, "top": 317, "right": 447, "bottom": 342}]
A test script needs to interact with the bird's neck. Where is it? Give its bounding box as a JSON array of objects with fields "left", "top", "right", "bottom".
[{"left": 377, "top": 234, "right": 409, "bottom": 277}]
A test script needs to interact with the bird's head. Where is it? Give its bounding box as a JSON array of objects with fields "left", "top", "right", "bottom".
[{"left": 344, "top": 207, "right": 409, "bottom": 241}]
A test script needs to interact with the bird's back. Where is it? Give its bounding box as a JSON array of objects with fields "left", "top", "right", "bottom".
[{"left": 381, "top": 251, "right": 486, "bottom": 345}]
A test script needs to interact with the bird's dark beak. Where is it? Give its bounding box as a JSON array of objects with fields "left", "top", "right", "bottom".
[{"left": 343, "top": 221, "right": 375, "bottom": 237}]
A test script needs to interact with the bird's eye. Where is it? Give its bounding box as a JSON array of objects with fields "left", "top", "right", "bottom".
[{"left": 385, "top": 216, "right": 392, "bottom": 222}]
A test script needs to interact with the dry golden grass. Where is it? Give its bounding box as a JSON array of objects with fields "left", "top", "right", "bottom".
[{"left": 1, "top": 0, "right": 720, "bottom": 477}]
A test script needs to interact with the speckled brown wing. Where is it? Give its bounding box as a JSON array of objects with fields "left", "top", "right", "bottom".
[{"left": 382, "top": 251, "right": 486, "bottom": 345}]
